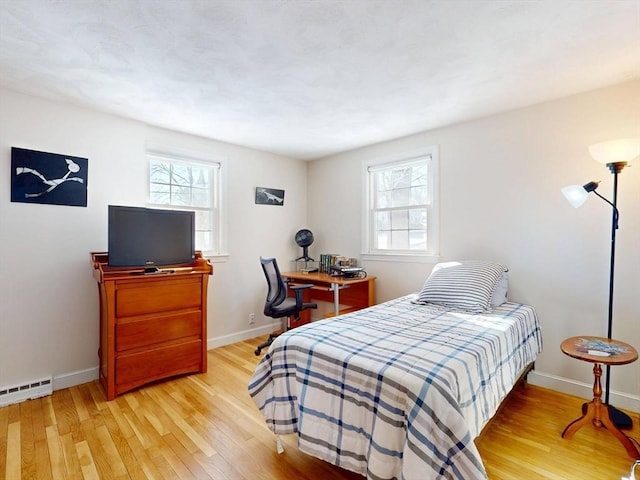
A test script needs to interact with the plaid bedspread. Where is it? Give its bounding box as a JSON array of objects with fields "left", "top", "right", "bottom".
[{"left": 248, "top": 295, "right": 543, "bottom": 480}]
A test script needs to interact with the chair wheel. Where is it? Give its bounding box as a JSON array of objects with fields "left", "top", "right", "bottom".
[{"left": 255, "top": 348, "right": 261, "bottom": 356}]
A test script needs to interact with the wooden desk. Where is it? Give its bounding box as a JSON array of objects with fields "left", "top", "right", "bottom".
[
  {"left": 282, "top": 271, "right": 376, "bottom": 319},
  {"left": 560, "top": 336, "right": 639, "bottom": 459}
]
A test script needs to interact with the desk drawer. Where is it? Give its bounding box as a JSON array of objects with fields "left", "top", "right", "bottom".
[{"left": 116, "top": 311, "right": 202, "bottom": 352}]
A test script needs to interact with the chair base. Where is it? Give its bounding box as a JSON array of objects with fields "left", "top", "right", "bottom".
[{"left": 254, "top": 330, "right": 282, "bottom": 356}]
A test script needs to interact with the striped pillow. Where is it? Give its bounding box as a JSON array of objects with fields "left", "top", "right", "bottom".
[{"left": 416, "top": 261, "right": 508, "bottom": 313}]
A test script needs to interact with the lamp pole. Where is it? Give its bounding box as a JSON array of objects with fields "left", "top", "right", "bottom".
[
  {"left": 579, "top": 163, "right": 629, "bottom": 427},
  {"left": 603, "top": 161, "right": 630, "bottom": 428},
  {"left": 605, "top": 167, "right": 617, "bottom": 405}
]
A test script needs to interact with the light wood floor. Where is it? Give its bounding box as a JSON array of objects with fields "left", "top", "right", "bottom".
[{"left": 1, "top": 338, "right": 638, "bottom": 479}]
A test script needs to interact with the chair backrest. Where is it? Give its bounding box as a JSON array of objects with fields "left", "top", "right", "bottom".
[{"left": 260, "top": 257, "right": 288, "bottom": 316}]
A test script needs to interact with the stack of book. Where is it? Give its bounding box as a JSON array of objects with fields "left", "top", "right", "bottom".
[
  {"left": 318, "top": 254, "right": 354, "bottom": 273},
  {"left": 319, "top": 254, "right": 337, "bottom": 273}
]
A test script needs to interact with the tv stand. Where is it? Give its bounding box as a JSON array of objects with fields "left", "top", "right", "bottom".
[
  {"left": 129, "top": 267, "right": 175, "bottom": 276},
  {"left": 91, "top": 252, "right": 213, "bottom": 400}
]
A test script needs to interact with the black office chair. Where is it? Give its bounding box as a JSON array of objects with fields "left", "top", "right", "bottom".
[{"left": 254, "top": 257, "right": 317, "bottom": 356}]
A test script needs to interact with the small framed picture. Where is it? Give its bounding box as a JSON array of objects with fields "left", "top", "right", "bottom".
[{"left": 255, "top": 187, "right": 285, "bottom": 206}]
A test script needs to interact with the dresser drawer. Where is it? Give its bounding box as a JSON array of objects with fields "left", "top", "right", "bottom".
[
  {"left": 116, "top": 311, "right": 202, "bottom": 352},
  {"left": 116, "top": 340, "right": 202, "bottom": 389},
  {"left": 115, "top": 277, "right": 202, "bottom": 317}
]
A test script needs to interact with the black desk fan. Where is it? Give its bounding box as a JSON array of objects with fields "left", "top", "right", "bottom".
[{"left": 294, "top": 229, "right": 314, "bottom": 262}]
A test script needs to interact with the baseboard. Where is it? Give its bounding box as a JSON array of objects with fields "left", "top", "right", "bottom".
[
  {"left": 11, "top": 335, "right": 638, "bottom": 417},
  {"left": 0, "top": 367, "right": 100, "bottom": 407},
  {"left": 53, "top": 325, "right": 279, "bottom": 391},
  {"left": 529, "top": 370, "right": 640, "bottom": 413},
  {"left": 51, "top": 326, "right": 279, "bottom": 391},
  {"left": 3, "top": 325, "right": 278, "bottom": 406},
  {"left": 53, "top": 366, "right": 99, "bottom": 391},
  {"left": 207, "top": 322, "right": 280, "bottom": 350}
]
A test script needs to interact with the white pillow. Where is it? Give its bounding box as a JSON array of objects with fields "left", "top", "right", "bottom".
[
  {"left": 490, "top": 271, "right": 509, "bottom": 308},
  {"left": 416, "top": 260, "right": 508, "bottom": 313}
]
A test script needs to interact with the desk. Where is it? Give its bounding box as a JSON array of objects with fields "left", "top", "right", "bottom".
[
  {"left": 282, "top": 271, "right": 376, "bottom": 319},
  {"left": 560, "top": 336, "right": 639, "bottom": 459}
]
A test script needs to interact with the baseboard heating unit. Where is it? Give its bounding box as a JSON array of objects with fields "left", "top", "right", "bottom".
[{"left": 0, "top": 376, "right": 53, "bottom": 407}]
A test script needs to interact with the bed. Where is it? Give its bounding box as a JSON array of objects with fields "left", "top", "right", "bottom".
[{"left": 248, "top": 261, "right": 543, "bottom": 479}]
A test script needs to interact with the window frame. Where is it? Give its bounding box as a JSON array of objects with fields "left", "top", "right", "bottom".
[
  {"left": 361, "top": 146, "right": 440, "bottom": 263},
  {"left": 146, "top": 150, "right": 227, "bottom": 259}
]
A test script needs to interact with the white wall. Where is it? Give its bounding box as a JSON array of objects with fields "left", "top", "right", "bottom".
[
  {"left": 307, "top": 80, "right": 640, "bottom": 409},
  {"left": 1, "top": 81, "right": 638, "bottom": 410},
  {"left": 0, "top": 88, "right": 307, "bottom": 390}
]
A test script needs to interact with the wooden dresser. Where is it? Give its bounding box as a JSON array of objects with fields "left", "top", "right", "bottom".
[{"left": 91, "top": 252, "right": 213, "bottom": 400}]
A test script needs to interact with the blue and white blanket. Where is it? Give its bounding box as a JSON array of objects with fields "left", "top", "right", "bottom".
[{"left": 248, "top": 295, "right": 543, "bottom": 480}]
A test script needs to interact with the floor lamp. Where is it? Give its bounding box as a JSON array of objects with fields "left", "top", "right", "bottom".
[{"left": 561, "top": 138, "right": 640, "bottom": 430}]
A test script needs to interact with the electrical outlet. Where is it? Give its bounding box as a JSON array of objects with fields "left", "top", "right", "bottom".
[{"left": 249, "top": 313, "right": 255, "bottom": 325}]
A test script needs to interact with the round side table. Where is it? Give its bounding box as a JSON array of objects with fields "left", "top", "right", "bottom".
[{"left": 560, "top": 335, "right": 639, "bottom": 459}]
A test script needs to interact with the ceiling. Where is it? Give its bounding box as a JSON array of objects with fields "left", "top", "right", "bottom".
[{"left": 1, "top": 1, "right": 639, "bottom": 160}]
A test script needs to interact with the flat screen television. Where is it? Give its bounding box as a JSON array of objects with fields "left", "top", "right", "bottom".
[{"left": 108, "top": 205, "right": 195, "bottom": 270}]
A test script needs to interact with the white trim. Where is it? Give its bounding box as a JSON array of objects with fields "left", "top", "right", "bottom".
[
  {"left": 528, "top": 370, "right": 640, "bottom": 413},
  {"left": 7, "top": 352, "right": 637, "bottom": 417},
  {"left": 53, "top": 367, "right": 99, "bottom": 391},
  {"left": 145, "top": 146, "right": 224, "bottom": 168},
  {"left": 30, "top": 324, "right": 279, "bottom": 397},
  {"left": 361, "top": 253, "right": 440, "bottom": 263},
  {"left": 216, "top": 158, "right": 228, "bottom": 255},
  {"left": 205, "top": 253, "right": 230, "bottom": 263},
  {"left": 367, "top": 155, "right": 427, "bottom": 173},
  {"left": 207, "top": 322, "right": 281, "bottom": 350},
  {"left": 145, "top": 149, "right": 228, "bottom": 257},
  {"left": 361, "top": 146, "right": 440, "bottom": 257}
]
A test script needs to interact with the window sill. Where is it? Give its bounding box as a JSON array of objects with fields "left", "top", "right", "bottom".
[
  {"left": 203, "top": 253, "right": 230, "bottom": 263},
  {"left": 360, "top": 253, "right": 440, "bottom": 264}
]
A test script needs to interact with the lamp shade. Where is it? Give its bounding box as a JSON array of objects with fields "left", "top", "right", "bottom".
[
  {"left": 561, "top": 185, "right": 589, "bottom": 208},
  {"left": 588, "top": 138, "right": 640, "bottom": 165}
]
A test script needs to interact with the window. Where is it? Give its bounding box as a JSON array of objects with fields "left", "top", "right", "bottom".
[
  {"left": 363, "top": 148, "right": 439, "bottom": 259},
  {"left": 147, "top": 152, "right": 223, "bottom": 256}
]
